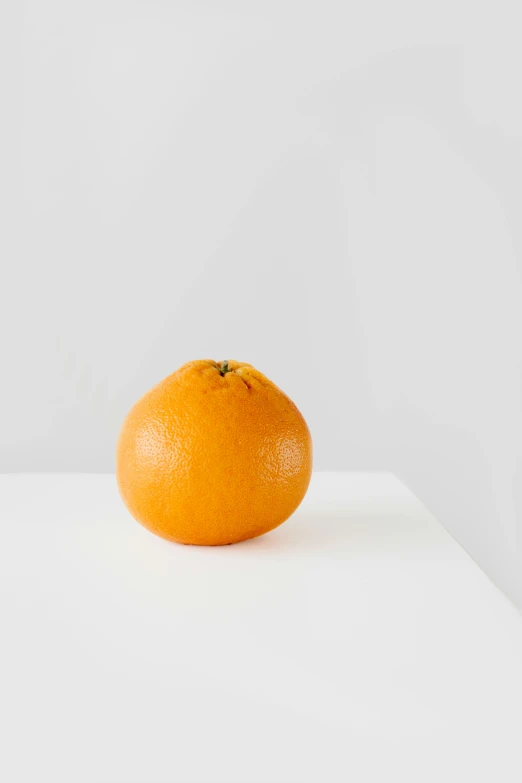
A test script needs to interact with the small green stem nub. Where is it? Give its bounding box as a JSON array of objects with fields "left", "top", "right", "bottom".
[{"left": 220, "top": 360, "right": 231, "bottom": 376}]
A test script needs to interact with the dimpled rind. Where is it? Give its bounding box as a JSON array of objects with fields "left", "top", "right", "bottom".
[{"left": 116, "top": 360, "right": 313, "bottom": 545}]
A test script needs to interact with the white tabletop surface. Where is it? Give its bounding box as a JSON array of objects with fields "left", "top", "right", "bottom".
[{"left": 1, "top": 472, "right": 521, "bottom": 783}]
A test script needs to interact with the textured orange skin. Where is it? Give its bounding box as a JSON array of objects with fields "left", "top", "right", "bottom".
[{"left": 116, "top": 360, "right": 313, "bottom": 546}]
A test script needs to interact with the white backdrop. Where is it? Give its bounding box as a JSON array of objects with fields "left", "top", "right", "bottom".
[{"left": 3, "top": 1, "right": 522, "bottom": 606}]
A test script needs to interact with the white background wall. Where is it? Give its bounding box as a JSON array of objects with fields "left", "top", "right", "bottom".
[{"left": 3, "top": 1, "right": 522, "bottom": 605}]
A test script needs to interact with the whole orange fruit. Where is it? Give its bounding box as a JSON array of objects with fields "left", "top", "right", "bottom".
[{"left": 116, "top": 360, "right": 312, "bottom": 545}]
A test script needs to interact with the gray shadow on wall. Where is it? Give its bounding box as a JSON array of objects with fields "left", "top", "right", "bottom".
[
  {"left": 381, "top": 401, "right": 520, "bottom": 603},
  {"left": 306, "top": 47, "right": 522, "bottom": 606},
  {"left": 312, "top": 46, "right": 522, "bottom": 272}
]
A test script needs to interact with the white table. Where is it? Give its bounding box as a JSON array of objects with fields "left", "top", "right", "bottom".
[{"left": 1, "top": 473, "right": 521, "bottom": 783}]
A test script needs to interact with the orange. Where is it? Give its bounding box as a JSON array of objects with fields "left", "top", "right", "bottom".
[{"left": 116, "top": 360, "right": 313, "bottom": 545}]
